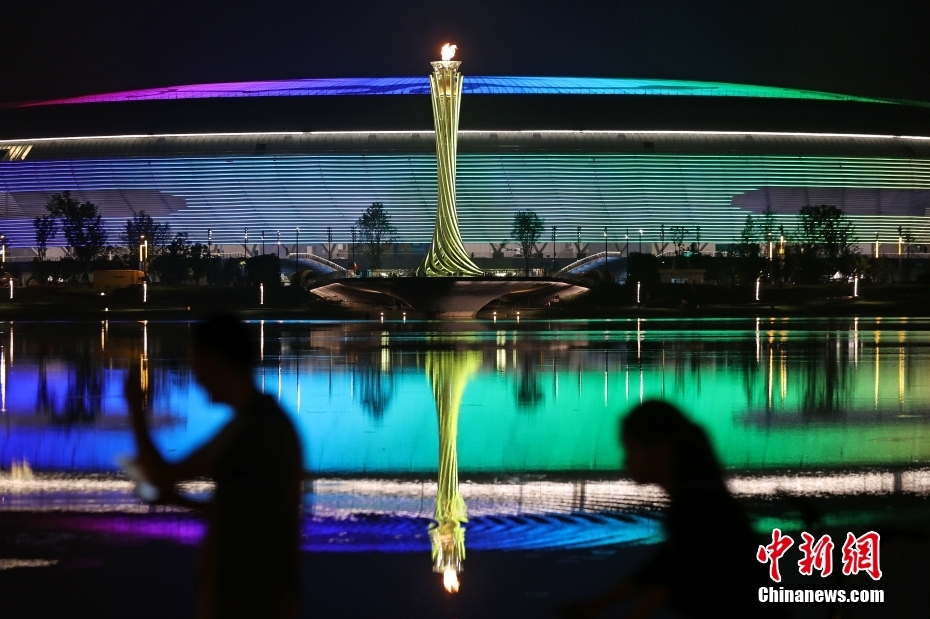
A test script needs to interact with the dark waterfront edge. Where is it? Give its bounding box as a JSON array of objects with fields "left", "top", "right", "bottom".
[{"left": 0, "top": 282, "right": 928, "bottom": 321}]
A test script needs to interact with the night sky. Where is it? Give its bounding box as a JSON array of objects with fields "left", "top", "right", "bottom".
[{"left": 3, "top": 0, "right": 929, "bottom": 105}]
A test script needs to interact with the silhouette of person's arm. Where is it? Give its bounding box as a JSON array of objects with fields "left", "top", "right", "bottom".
[{"left": 125, "top": 364, "right": 237, "bottom": 492}]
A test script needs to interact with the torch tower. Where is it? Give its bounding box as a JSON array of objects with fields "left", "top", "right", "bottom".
[{"left": 415, "top": 44, "right": 483, "bottom": 277}]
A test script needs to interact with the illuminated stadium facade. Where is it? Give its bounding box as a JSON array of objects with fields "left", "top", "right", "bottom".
[{"left": 1, "top": 75, "right": 929, "bottom": 259}]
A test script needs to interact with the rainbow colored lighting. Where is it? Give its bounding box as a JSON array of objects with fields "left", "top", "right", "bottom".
[
  {"left": 1, "top": 148, "right": 928, "bottom": 246},
  {"left": 26, "top": 76, "right": 917, "bottom": 107}
]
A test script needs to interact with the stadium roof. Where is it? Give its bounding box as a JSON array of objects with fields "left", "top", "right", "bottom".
[{"left": 27, "top": 76, "right": 927, "bottom": 108}]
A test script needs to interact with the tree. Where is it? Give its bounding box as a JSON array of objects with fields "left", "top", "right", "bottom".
[
  {"left": 32, "top": 214, "right": 58, "bottom": 260},
  {"left": 151, "top": 232, "right": 192, "bottom": 285},
  {"left": 898, "top": 225, "right": 916, "bottom": 257},
  {"left": 121, "top": 210, "right": 171, "bottom": 261},
  {"left": 356, "top": 203, "right": 397, "bottom": 269},
  {"left": 737, "top": 215, "right": 760, "bottom": 257},
  {"left": 898, "top": 225, "right": 917, "bottom": 280},
  {"left": 796, "top": 205, "right": 857, "bottom": 280},
  {"left": 760, "top": 206, "right": 777, "bottom": 250},
  {"left": 797, "top": 205, "right": 856, "bottom": 259},
  {"left": 45, "top": 192, "right": 108, "bottom": 281},
  {"left": 669, "top": 226, "right": 689, "bottom": 256},
  {"left": 511, "top": 210, "right": 545, "bottom": 275}
]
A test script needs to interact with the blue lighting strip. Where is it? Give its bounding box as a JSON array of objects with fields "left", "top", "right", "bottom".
[{"left": 1, "top": 153, "right": 928, "bottom": 247}]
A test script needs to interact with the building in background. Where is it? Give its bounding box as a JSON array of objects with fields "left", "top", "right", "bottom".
[{"left": 1, "top": 75, "right": 928, "bottom": 262}]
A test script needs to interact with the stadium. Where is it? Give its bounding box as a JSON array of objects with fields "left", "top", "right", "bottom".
[{"left": 1, "top": 74, "right": 929, "bottom": 265}]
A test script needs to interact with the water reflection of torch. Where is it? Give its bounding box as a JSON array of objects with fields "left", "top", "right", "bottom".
[
  {"left": 426, "top": 349, "right": 481, "bottom": 593},
  {"left": 443, "top": 568, "right": 460, "bottom": 593}
]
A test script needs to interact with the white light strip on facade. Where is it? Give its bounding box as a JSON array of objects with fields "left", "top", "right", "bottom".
[{"left": 2, "top": 129, "right": 930, "bottom": 146}]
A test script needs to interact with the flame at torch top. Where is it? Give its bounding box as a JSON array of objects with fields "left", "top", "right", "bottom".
[{"left": 441, "top": 43, "right": 457, "bottom": 61}]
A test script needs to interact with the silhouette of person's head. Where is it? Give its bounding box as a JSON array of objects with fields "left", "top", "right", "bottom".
[
  {"left": 190, "top": 314, "right": 257, "bottom": 404},
  {"left": 620, "top": 400, "right": 725, "bottom": 496}
]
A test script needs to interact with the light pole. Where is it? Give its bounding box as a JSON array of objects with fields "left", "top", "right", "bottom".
[
  {"left": 139, "top": 234, "right": 145, "bottom": 271},
  {"left": 551, "top": 225, "right": 557, "bottom": 272},
  {"left": 277, "top": 230, "right": 281, "bottom": 259},
  {"left": 261, "top": 231, "right": 265, "bottom": 256},
  {"left": 767, "top": 231, "right": 773, "bottom": 280},
  {"left": 638, "top": 229, "right": 643, "bottom": 255},
  {"left": 244, "top": 228, "right": 249, "bottom": 257},
  {"left": 0, "top": 234, "right": 6, "bottom": 263},
  {"left": 898, "top": 233, "right": 903, "bottom": 272},
  {"left": 207, "top": 228, "right": 212, "bottom": 257},
  {"left": 295, "top": 227, "right": 300, "bottom": 277},
  {"left": 603, "top": 227, "right": 608, "bottom": 279},
  {"left": 351, "top": 225, "right": 357, "bottom": 274}
]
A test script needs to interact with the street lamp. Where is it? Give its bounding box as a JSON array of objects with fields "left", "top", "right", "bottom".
[
  {"left": 0, "top": 234, "right": 6, "bottom": 263},
  {"left": 603, "top": 227, "right": 608, "bottom": 279},
  {"left": 261, "top": 231, "right": 265, "bottom": 256},
  {"left": 295, "top": 227, "right": 300, "bottom": 277},
  {"left": 351, "top": 225, "right": 357, "bottom": 274},
  {"left": 277, "top": 230, "right": 281, "bottom": 259},
  {"left": 139, "top": 234, "right": 145, "bottom": 271},
  {"left": 551, "top": 225, "right": 557, "bottom": 271},
  {"left": 207, "top": 228, "right": 212, "bottom": 256},
  {"left": 638, "top": 229, "right": 643, "bottom": 255},
  {"left": 244, "top": 228, "right": 249, "bottom": 256},
  {"left": 898, "top": 234, "right": 904, "bottom": 271}
]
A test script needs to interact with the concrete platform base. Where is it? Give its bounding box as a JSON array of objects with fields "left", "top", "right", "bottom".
[{"left": 310, "top": 277, "right": 588, "bottom": 318}]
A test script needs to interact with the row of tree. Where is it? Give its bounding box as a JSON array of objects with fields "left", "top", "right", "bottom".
[
  {"left": 32, "top": 192, "right": 222, "bottom": 284},
  {"left": 28, "top": 196, "right": 545, "bottom": 281},
  {"left": 25, "top": 193, "right": 916, "bottom": 284},
  {"left": 352, "top": 202, "right": 546, "bottom": 274}
]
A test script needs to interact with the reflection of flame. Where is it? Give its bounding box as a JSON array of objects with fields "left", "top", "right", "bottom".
[
  {"left": 441, "top": 43, "right": 457, "bottom": 61},
  {"left": 443, "top": 569, "right": 460, "bottom": 593}
]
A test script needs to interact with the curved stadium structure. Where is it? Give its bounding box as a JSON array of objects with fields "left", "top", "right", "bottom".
[{"left": 1, "top": 75, "right": 929, "bottom": 255}]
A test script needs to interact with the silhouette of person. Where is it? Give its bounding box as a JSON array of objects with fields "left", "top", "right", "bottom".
[
  {"left": 561, "top": 400, "right": 784, "bottom": 619},
  {"left": 125, "top": 314, "right": 303, "bottom": 619}
]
